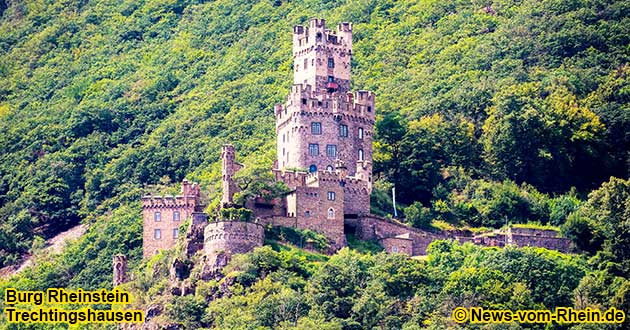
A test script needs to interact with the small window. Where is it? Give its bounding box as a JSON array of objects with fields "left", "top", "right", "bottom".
[
  {"left": 326, "top": 144, "right": 337, "bottom": 158},
  {"left": 327, "top": 208, "right": 335, "bottom": 219},
  {"left": 392, "top": 246, "right": 399, "bottom": 253},
  {"left": 358, "top": 127, "right": 364, "bottom": 139},
  {"left": 309, "top": 165, "right": 317, "bottom": 173},
  {"left": 358, "top": 149, "right": 364, "bottom": 161},
  {"left": 328, "top": 75, "right": 334, "bottom": 82},
  {"left": 367, "top": 106, "right": 372, "bottom": 112},
  {"left": 339, "top": 124, "right": 348, "bottom": 137},
  {"left": 309, "top": 144, "right": 319, "bottom": 156},
  {"left": 154, "top": 212, "right": 161, "bottom": 222},
  {"left": 302, "top": 98, "right": 307, "bottom": 105},
  {"left": 311, "top": 122, "right": 322, "bottom": 135},
  {"left": 328, "top": 58, "right": 334, "bottom": 68},
  {"left": 305, "top": 211, "right": 311, "bottom": 218},
  {"left": 326, "top": 165, "right": 334, "bottom": 172},
  {"left": 282, "top": 134, "right": 285, "bottom": 143},
  {"left": 173, "top": 211, "right": 180, "bottom": 221},
  {"left": 173, "top": 228, "right": 179, "bottom": 239},
  {"left": 282, "top": 148, "right": 285, "bottom": 156},
  {"left": 327, "top": 191, "right": 336, "bottom": 201},
  {"left": 154, "top": 229, "right": 161, "bottom": 240},
  {"left": 304, "top": 58, "right": 308, "bottom": 69}
]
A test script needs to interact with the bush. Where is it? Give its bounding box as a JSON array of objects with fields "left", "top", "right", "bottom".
[{"left": 219, "top": 207, "right": 253, "bottom": 222}]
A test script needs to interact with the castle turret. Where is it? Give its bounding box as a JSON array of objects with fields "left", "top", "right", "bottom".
[
  {"left": 292, "top": 18, "right": 352, "bottom": 94},
  {"left": 113, "top": 254, "right": 128, "bottom": 286},
  {"left": 221, "top": 144, "right": 243, "bottom": 207}
]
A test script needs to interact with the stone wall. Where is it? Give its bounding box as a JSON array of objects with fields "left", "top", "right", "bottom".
[
  {"left": 343, "top": 177, "right": 370, "bottom": 215},
  {"left": 509, "top": 235, "right": 573, "bottom": 252},
  {"left": 356, "top": 215, "right": 446, "bottom": 255},
  {"left": 203, "top": 221, "right": 265, "bottom": 259},
  {"left": 379, "top": 237, "right": 413, "bottom": 256}
]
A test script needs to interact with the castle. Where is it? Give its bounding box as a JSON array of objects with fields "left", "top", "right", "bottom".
[{"left": 139, "top": 19, "right": 574, "bottom": 265}]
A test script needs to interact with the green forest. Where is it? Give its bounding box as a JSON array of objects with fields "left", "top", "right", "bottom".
[{"left": 0, "top": 0, "right": 629, "bottom": 328}]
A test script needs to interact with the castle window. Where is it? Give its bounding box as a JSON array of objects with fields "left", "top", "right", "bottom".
[
  {"left": 328, "top": 58, "right": 334, "bottom": 68},
  {"left": 305, "top": 211, "right": 311, "bottom": 218},
  {"left": 311, "top": 122, "right": 322, "bottom": 135},
  {"left": 173, "top": 211, "right": 180, "bottom": 221},
  {"left": 328, "top": 75, "right": 334, "bottom": 82},
  {"left": 173, "top": 228, "right": 179, "bottom": 239},
  {"left": 358, "top": 127, "right": 364, "bottom": 139},
  {"left": 326, "top": 144, "right": 337, "bottom": 158},
  {"left": 392, "top": 246, "right": 399, "bottom": 253},
  {"left": 327, "top": 208, "right": 335, "bottom": 219},
  {"left": 309, "top": 164, "right": 317, "bottom": 173},
  {"left": 367, "top": 106, "right": 372, "bottom": 112},
  {"left": 326, "top": 165, "right": 334, "bottom": 172},
  {"left": 154, "top": 229, "right": 161, "bottom": 240},
  {"left": 154, "top": 212, "right": 161, "bottom": 222},
  {"left": 282, "top": 148, "right": 285, "bottom": 156},
  {"left": 327, "top": 191, "right": 336, "bottom": 201},
  {"left": 358, "top": 149, "right": 364, "bottom": 161},
  {"left": 309, "top": 144, "right": 319, "bottom": 156},
  {"left": 339, "top": 124, "right": 348, "bottom": 137},
  {"left": 282, "top": 134, "right": 285, "bottom": 143},
  {"left": 304, "top": 58, "right": 308, "bottom": 69},
  {"left": 316, "top": 32, "right": 322, "bottom": 42}
]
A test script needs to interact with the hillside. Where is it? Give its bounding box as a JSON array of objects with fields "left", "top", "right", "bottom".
[{"left": 0, "top": 0, "right": 629, "bottom": 328}]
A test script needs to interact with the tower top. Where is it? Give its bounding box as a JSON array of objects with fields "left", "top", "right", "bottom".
[{"left": 292, "top": 18, "right": 353, "bottom": 94}]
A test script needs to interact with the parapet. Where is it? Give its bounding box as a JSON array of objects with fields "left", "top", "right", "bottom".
[
  {"left": 203, "top": 221, "right": 265, "bottom": 259},
  {"left": 142, "top": 179, "right": 202, "bottom": 209}
]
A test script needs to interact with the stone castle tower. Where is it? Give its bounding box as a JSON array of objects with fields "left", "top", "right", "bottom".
[
  {"left": 275, "top": 18, "right": 375, "bottom": 184},
  {"left": 221, "top": 144, "right": 243, "bottom": 207}
]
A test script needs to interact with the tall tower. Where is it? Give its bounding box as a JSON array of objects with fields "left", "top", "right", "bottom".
[
  {"left": 275, "top": 18, "right": 375, "bottom": 180},
  {"left": 221, "top": 144, "right": 243, "bottom": 207}
]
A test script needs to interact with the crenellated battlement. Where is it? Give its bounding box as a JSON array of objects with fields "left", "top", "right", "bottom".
[
  {"left": 141, "top": 195, "right": 199, "bottom": 209},
  {"left": 275, "top": 88, "right": 375, "bottom": 130}
]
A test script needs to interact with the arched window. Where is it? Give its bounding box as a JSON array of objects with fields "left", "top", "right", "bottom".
[
  {"left": 305, "top": 211, "right": 311, "bottom": 218},
  {"left": 326, "top": 165, "right": 334, "bottom": 172},
  {"left": 358, "top": 127, "right": 364, "bottom": 139},
  {"left": 309, "top": 164, "right": 317, "bottom": 173},
  {"left": 327, "top": 208, "right": 335, "bottom": 219},
  {"left": 358, "top": 149, "right": 364, "bottom": 161}
]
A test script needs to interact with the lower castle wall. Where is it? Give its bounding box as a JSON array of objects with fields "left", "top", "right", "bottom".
[
  {"left": 510, "top": 235, "right": 573, "bottom": 252},
  {"left": 379, "top": 237, "right": 413, "bottom": 256},
  {"left": 356, "top": 215, "right": 446, "bottom": 255},
  {"left": 204, "top": 222, "right": 265, "bottom": 259}
]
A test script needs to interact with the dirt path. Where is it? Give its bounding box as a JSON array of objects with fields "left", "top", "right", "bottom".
[{"left": 0, "top": 224, "right": 87, "bottom": 279}]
